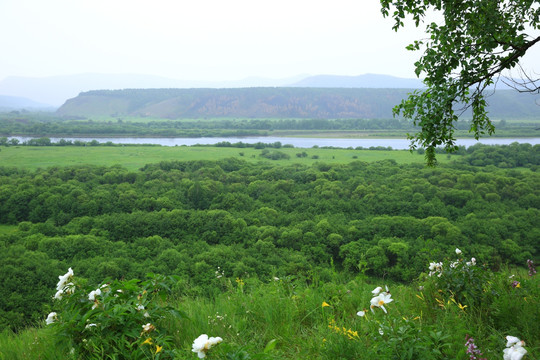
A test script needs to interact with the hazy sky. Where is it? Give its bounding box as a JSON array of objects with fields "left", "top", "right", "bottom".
[{"left": 1, "top": 0, "right": 539, "bottom": 82}]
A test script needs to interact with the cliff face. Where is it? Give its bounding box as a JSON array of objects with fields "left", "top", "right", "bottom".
[
  {"left": 56, "top": 87, "right": 540, "bottom": 119},
  {"left": 56, "top": 88, "right": 412, "bottom": 119}
]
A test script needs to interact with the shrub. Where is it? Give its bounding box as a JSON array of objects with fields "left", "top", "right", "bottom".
[{"left": 46, "top": 269, "right": 185, "bottom": 359}]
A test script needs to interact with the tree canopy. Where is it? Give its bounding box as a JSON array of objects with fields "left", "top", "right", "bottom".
[{"left": 380, "top": 0, "right": 540, "bottom": 165}]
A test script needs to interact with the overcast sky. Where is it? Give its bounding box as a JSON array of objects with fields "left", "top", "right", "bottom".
[{"left": 1, "top": 0, "right": 539, "bottom": 82}]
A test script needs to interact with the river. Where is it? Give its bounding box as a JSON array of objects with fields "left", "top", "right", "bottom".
[{"left": 7, "top": 136, "right": 540, "bottom": 149}]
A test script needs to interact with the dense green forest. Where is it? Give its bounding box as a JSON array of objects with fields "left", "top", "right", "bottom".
[{"left": 1, "top": 143, "right": 538, "bottom": 332}]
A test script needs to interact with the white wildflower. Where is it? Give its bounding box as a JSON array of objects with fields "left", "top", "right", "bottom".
[
  {"left": 506, "top": 336, "right": 524, "bottom": 348},
  {"left": 370, "top": 292, "right": 393, "bottom": 314},
  {"left": 455, "top": 248, "right": 462, "bottom": 255},
  {"left": 428, "top": 262, "right": 443, "bottom": 276},
  {"left": 142, "top": 323, "right": 155, "bottom": 332},
  {"left": 88, "top": 288, "right": 101, "bottom": 301},
  {"left": 503, "top": 335, "right": 527, "bottom": 360},
  {"left": 371, "top": 286, "right": 383, "bottom": 295},
  {"left": 56, "top": 268, "right": 74, "bottom": 291},
  {"left": 192, "top": 334, "right": 223, "bottom": 358},
  {"left": 54, "top": 289, "right": 64, "bottom": 300},
  {"left": 45, "top": 312, "right": 57, "bottom": 325}
]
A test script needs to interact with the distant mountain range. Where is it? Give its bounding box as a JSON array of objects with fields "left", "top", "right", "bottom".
[
  {"left": 0, "top": 95, "right": 55, "bottom": 111},
  {"left": 0, "top": 73, "right": 530, "bottom": 115},
  {"left": 56, "top": 87, "right": 539, "bottom": 120},
  {"left": 0, "top": 73, "right": 426, "bottom": 108}
]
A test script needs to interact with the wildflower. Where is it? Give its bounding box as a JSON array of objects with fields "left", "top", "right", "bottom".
[
  {"left": 370, "top": 292, "right": 393, "bottom": 314},
  {"left": 85, "top": 323, "right": 97, "bottom": 329},
  {"left": 527, "top": 259, "right": 536, "bottom": 276},
  {"left": 464, "top": 335, "right": 486, "bottom": 360},
  {"left": 346, "top": 329, "right": 359, "bottom": 340},
  {"left": 356, "top": 310, "right": 366, "bottom": 317},
  {"left": 56, "top": 268, "right": 74, "bottom": 291},
  {"left": 503, "top": 335, "right": 527, "bottom": 360},
  {"left": 155, "top": 345, "right": 163, "bottom": 354},
  {"left": 511, "top": 281, "right": 521, "bottom": 288},
  {"left": 192, "top": 334, "right": 223, "bottom": 359},
  {"left": 372, "top": 286, "right": 383, "bottom": 295},
  {"left": 378, "top": 328, "right": 384, "bottom": 335},
  {"left": 506, "top": 336, "right": 522, "bottom": 347},
  {"left": 428, "top": 262, "right": 443, "bottom": 277},
  {"left": 142, "top": 323, "right": 155, "bottom": 333},
  {"left": 45, "top": 312, "right": 57, "bottom": 325},
  {"left": 137, "top": 304, "right": 145, "bottom": 311},
  {"left": 54, "top": 289, "right": 64, "bottom": 300},
  {"left": 215, "top": 267, "right": 224, "bottom": 279},
  {"left": 88, "top": 288, "right": 101, "bottom": 301},
  {"left": 322, "top": 301, "right": 331, "bottom": 308},
  {"left": 142, "top": 338, "right": 153, "bottom": 345},
  {"left": 455, "top": 248, "right": 462, "bottom": 255}
]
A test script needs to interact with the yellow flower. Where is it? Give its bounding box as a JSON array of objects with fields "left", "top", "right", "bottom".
[
  {"left": 322, "top": 301, "right": 331, "bottom": 308},
  {"left": 155, "top": 345, "right": 163, "bottom": 354},
  {"left": 457, "top": 303, "right": 468, "bottom": 311},
  {"left": 142, "top": 338, "right": 153, "bottom": 345}
]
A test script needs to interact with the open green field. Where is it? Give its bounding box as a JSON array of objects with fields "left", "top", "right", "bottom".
[{"left": 0, "top": 145, "right": 454, "bottom": 171}]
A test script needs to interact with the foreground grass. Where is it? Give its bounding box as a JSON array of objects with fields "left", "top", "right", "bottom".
[
  {"left": 1, "top": 267, "right": 538, "bottom": 360},
  {"left": 0, "top": 145, "right": 454, "bottom": 171}
]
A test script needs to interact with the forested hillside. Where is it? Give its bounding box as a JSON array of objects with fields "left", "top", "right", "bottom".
[
  {"left": 1, "top": 144, "right": 538, "bottom": 330},
  {"left": 56, "top": 87, "right": 540, "bottom": 119}
]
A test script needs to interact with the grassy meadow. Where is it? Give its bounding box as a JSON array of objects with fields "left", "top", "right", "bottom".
[
  {"left": 1, "top": 265, "right": 538, "bottom": 359},
  {"left": 0, "top": 145, "right": 454, "bottom": 171}
]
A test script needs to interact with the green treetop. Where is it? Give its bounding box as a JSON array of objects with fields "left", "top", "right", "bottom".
[{"left": 380, "top": 0, "right": 540, "bottom": 165}]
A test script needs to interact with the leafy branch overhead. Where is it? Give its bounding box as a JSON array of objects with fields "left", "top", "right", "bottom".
[{"left": 380, "top": 0, "right": 540, "bottom": 165}]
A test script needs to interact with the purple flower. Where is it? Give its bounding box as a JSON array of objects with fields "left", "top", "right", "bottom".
[
  {"left": 465, "top": 335, "right": 487, "bottom": 360},
  {"left": 527, "top": 259, "right": 536, "bottom": 277}
]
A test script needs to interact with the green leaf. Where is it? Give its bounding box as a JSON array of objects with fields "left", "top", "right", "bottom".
[{"left": 263, "top": 339, "right": 278, "bottom": 353}]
